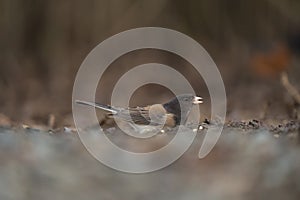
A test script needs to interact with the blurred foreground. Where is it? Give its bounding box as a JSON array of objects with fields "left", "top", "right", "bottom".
[{"left": 0, "top": 124, "right": 299, "bottom": 200}]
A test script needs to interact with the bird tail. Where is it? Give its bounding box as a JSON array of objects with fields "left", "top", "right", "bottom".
[{"left": 75, "top": 100, "right": 118, "bottom": 114}]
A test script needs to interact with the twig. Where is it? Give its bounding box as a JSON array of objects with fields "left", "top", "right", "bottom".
[
  {"left": 259, "top": 101, "right": 271, "bottom": 120},
  {"left": 48, "top": 114, "right": 56, "bottom": 129},
  {"left": 280, "top": 72, "right": 300, "bottom": 105}
]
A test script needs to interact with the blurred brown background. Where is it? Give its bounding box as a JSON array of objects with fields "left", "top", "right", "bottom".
[
  {"left": 1, "top": 0, "right": 300, "bottom": 127},
  {"left": 1, "top": 2, "right": 300, "bottom": 200}
]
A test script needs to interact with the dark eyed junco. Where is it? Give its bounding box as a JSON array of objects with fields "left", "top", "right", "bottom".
[{"left": 76, "top": 94, "right": 203, "bottom": 128}]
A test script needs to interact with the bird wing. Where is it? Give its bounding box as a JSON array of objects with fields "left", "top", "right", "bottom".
[
  {"left": 115, "top": 107, "right": 152, "bottom": 125},
  {"left": 116, "top": 105, "right": 168, "bottom": 125}
]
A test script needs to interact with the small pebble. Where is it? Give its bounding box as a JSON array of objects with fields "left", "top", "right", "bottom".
[
  {"left": 63, "top": 127, "right": 73, "bottom": 133},
  {"left": 22, "top": 124, "right": 30, "bottom": 129}
]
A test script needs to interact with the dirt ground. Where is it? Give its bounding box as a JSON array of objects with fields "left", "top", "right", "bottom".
[{"left": 0, "top": 123, "right": 300, "bottom": 200}]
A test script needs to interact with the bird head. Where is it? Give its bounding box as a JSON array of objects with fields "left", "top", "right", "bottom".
[{"left": 163, "top": 94, "right": 203, "bottom": 125}]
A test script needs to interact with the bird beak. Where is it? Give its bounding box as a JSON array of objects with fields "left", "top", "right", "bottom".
[{"left": 193, "top": 96, "right": 203, "bottom": 104}]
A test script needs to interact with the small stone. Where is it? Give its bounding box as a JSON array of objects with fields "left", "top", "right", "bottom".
[
  {"left": 22, "top": 124, "right": 30, "bottom": 129},
  {"left": 63, "top": 127, "right": 73, "bottom": 133}
]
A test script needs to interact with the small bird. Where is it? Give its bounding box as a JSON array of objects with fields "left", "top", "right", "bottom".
[{"left": 76, "top": 94, "right": 203, "bottom": 128}]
